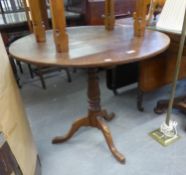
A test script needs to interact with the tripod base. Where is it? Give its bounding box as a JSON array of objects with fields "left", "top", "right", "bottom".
[
  {"left": 52, "top": 110, "right": 125, "bottom": 163},
  {"left": 52, "top": 69, "right": 125, "bottom": 164}
]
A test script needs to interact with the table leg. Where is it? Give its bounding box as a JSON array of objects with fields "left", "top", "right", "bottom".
[{"left": 52, "top": 68, "right": 125, "bottom": 163}]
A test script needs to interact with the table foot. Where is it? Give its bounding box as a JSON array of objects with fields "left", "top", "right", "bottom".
[
  {"left": 99, "top": 109, "right": 115, "bottom": 121},
  {"left": 52, "top": 117, "right": 89, "bottom": 144},
  {"left": 97, "top": 118, "right": 125, "bottom": 163}
]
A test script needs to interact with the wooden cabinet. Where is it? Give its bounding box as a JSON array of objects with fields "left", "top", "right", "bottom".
[
  {"left": 85, "top": 0, "right": 136, "bottom": 25},
  {"left": 139, "top": 33, "right": 186, "bottom": 92},
  {"left": 66, "top": 0, "right": 136, "bottom": 25}
]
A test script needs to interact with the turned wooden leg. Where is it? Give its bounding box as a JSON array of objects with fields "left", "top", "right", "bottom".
[
  {"left": 97, "top": 118, "right": 125, "bottom": 163},
  {"left": 52, "top": 117, "right": 90, "bottom": 144},
  {"left": 87, "top": 69, "right": 124, "bottom": 163}
]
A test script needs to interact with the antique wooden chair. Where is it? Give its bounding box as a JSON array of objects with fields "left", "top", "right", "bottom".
[{"left": 4, "top": 0, "right": 72, "bottom": 89}]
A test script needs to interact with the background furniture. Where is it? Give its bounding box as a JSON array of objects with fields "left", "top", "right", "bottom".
[
  {"left": 28, "top": 65, "right": 72, "bottom": 89},
  {"left": 0, "top": 0, "right": 74, "bottom": 89},
  {"left": 150, "top": 33, "right": 186, "bottom": 114},
  {"left": 0, "top": 0, "right": 25, "bottom": 13},
  {"left": 107, "top": 16, "right": 186, "bottom": 112},
  {"left": 139, "top": 27, "right": 186, "bottom": 111},
  {"left": 106, "top": 17, "right": 139, "bottom": 96},
  {"left": 62, "top": 0, "right": 137, "bottom": 25},
  {"left": 0, "top": 34, "right": 40, "bottom": 175},
  {"left": 106, "top": 63, "right": 138, "bottom": 95},
  {"left": 9, "top": 25, "right": 170, "bottom": 163}
]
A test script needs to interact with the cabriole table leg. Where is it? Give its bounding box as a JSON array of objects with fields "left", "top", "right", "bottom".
[{"left": 52, "top": 68, "right": 125, "bottom": 163}]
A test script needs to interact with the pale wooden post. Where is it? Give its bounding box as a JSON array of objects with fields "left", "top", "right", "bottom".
[
  {"left": 133, "top": 0, "right": 147, "bottom": 37},
  {"left": 27, "top": 0, "right": 46, "bottom": 42},
  {"left": 104, "top": 0, "right": 115, "bottom": 31},
  {"left": 49, "top": 0, "right": 69, "bottom": 53},
  {"left": 39, "top": 0, "right": 50, "bottom": 30}
]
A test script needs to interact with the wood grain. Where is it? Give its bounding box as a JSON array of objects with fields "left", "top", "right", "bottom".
[{"left": 9, "top": 26, "right": 170, "bottom": 68}]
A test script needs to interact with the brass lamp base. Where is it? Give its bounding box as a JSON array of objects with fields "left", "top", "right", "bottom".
[{"left": 149, "top": 129, "right": 180, "bottom": 146}]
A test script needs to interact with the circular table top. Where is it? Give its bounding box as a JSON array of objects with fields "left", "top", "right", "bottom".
[{"left": 9, "top": 25, "right": 170, "bottom": 68}]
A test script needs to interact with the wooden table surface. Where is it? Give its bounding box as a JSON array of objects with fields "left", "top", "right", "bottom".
[{"left": 9, "top": 25, "right": 170, "bottom": 68}]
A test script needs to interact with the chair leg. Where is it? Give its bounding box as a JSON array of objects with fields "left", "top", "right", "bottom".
[
  {"left": 16, "top": 60, "right": 23, "bottom": 74},
  {"left": 10, "top": 58, "right": 21, "bottom": 88},
  {"left": 27, "top": 64, "right": 34, "bottom": 79},
  {"left": 37, "top": 68, "right": 46, "bottom": 89},
  {"left": 64, "top": 68, "right": 72, "bottom": 83}
]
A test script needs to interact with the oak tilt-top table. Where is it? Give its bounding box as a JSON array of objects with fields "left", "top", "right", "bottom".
[{"left": 9, "top": 25, "right": 170, "bottom": 163}]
